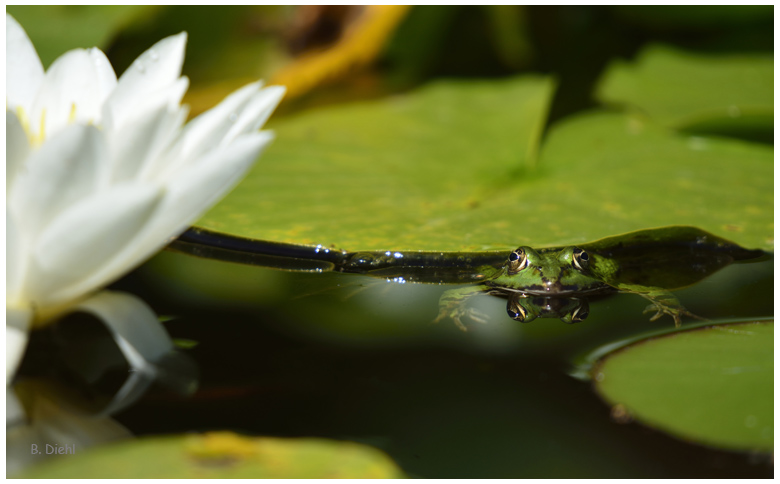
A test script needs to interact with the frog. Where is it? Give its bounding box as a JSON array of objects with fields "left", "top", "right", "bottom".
[{"left": 433, "top": 226, "right": 764, "bottom": 331}]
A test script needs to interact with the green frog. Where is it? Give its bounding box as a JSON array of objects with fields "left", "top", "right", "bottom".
[{"left": 434, "top": 226, "right": 764, "bottom": 331}]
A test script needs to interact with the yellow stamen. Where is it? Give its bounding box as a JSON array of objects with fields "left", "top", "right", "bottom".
[
  {"left": 68, "top": 103, "right": 77, "bottom": 124},
  {"left": 38, "top": 109, "right": 46, "bottom": 143}
]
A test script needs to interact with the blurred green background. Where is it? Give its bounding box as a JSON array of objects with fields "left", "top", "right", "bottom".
[{"left": 8, "top": 5, "right": 773, "bottom": 478}]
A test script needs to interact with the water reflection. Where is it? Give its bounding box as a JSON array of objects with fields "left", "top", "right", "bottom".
[
  {"left": 8, "top": 306, "right": 198, "bottom": 476},
  {"left": 502, "top": 293, "right": 590, "bottom": 324}
]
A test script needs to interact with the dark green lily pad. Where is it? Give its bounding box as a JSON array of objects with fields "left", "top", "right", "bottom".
[
  {"left": 590, "top": 321, "right": 773, "bottom": 452},
  {"left": 596, "top": 44, "right": 773, "bottom": 135},
  {"left": 22, "top": 432, "right": 404, "bottom": 478},
  {"left": 196, "top": 75, "right": 772, "bottom": 252}
]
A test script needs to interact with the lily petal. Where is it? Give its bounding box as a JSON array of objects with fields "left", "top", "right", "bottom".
[
  {"left": 6, "top": 110, "right": 30, "bottom": 191},
  {"left": 29, "top": 48, "right": 117, "bottom": 139},
  {"left": 135, "top": 131, "right": 276, "bottom": 258},
  {"left": 224, "top": 85, "right": 286, "bottom": 143},
  {"left": 7, "top": 306, "right": 32, "bottom": 384},
  {"left": 106, "top": 32, "right": 187, "bottom": 130},
  {"left": 9, "top": 124, "right": 107, "bottom": 238},
  {"left": 28, "top": 184, "right": 164, "bottom": 307},
  {"left": 106, "top": 79, "right": 189, "bottom": 183},
  {"left": 7, "top": 208, "right": 27, "bottom": 305},
  {"left": 57, "top": 132, "right": 275, "bottom": 304},
  {"left": 171, "top": 81, "right": 264, "bottom": 167},
  {"left": 6, "top": 13, "right": 44, "bottom": 111},
  {"left": 72, "top": 291, "right": 174, "bottom": 414}
]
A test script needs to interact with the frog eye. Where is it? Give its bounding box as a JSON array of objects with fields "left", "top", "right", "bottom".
[
  {"left": 507, "top": 247, "right": 529, "bottom": 274},
  {"left": 572, "top": 247, "right": 590, "bottom": 272}
]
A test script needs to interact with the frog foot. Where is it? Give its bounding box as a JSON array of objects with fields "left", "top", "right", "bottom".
[
  {"left": 642, "top": 303, "right": 706, "bottom": 328},
  {"left": 433, "top": 307, "right": 489, "bottom": 332}
]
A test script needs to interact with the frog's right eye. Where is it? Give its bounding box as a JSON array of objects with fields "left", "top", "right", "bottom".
[
  {"left": 508, "top": 247, "right": 529, "bottom": 274},
  {"left": 571, "top": 247, "right": 590, "bottom": 272}
]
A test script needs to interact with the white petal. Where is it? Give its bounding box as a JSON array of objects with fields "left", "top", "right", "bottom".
[
  {"left": 106, "top": 32, "right": 187, "bottom": 129},
  {"left": 6, "top": 14, "right": 44, "bottom": 111},
  {"left": 62, "top": 131, "right": 275, "bottom": 306},
  {"left": 173, "top": 81, "right": 264, "bottom": 164},
  {"left": 7, "top": 306, "right": 32, "bottom": 384},
  {"left": 6, "top": 110, "right": 30, "bottom": 191},
  {"left": 87, "top": 47, "right": 119, "bottom": 101},
  {"left": 9, "top": 124, "right": 107, "bottom": 238},
  {"left": 105, "top": 80, "right": 189, "bottom": 183},
  {"left": 135, "top": 131, "right": 275, "bottom": 257},
  {"left": 7, "top": 208, "right": 28, "bottom": 305},
  {"left": 27, "top": 184, "right": 164, "bottom": 306},
  {"left": 103, "top": 76, "right": 188, "bottom": 135},
  {"left": 223, "top": 85, "right": 285, "bottom": 142},
  {"left": 28, "top": 48, "right": 117, "bottom": 138},
  {"left": 72, "top": 291, "right": 173, "bottom": 414}
]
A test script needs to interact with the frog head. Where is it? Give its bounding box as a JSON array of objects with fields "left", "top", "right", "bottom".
[{"left": 486, "top": 245, "right": 606, "bottom": 295}]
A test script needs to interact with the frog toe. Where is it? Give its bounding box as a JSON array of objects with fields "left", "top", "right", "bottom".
[{"left": 466, "top": 308, "right": 490, "bottom": 325}]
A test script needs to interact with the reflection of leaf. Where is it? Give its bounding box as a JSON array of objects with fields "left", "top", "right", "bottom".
[
  {"left": 590, "top": 321, "right": 773, "bottom": 452},
  {"left": 596, "top": 45, "right": 773, "bottom": 136},
  {"left": 196, "top": 76, "right": 771, "bottom": 252},
  {"left": 22, "top": 432, "right": 404, "bottom": 478}
]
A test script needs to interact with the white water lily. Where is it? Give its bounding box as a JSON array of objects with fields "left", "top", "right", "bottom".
[{"left": 6, "top": 15, "right": 284, "bottom": 384}]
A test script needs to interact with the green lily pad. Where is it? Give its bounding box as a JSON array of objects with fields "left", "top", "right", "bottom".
[
  {"left": 22, "top": 432, "right": 404, "bottom": 478},
  {"left": 196, "top": 75, "right": 772, "bottom": 252},
  {"left": 596, "top": 44, "right": 773, "bottom": 134},
  {"left": 591, "top": 321, "right": 773, "bottom": 452}
]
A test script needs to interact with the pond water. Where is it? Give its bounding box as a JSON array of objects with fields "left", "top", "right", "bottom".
[{"left": 16, "top": 247, "right": 774, "bottom": 478}]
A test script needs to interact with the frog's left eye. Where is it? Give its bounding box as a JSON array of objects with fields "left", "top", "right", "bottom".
[
  {"left": 508, "top": 247, "right": 529, "bottom": 274},
  {"left": 572, "top": 247, "right": 590, "bottom": 272}
]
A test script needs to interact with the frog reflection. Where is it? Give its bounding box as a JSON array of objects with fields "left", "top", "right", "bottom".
[{"left": 504, "top": 293, "right": 590, "bottom": 324}]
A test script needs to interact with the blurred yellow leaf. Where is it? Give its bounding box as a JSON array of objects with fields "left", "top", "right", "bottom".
[{"left": 271, "top": 5, "right": 411, "bottom": 99}]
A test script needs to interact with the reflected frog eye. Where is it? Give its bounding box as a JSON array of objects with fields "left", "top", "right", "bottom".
[
  {"left": 507, "top": 247, "right": 529, "bottom": 274},
  {"left": 571, "top": 304, "right": 590, "bottom": 323},
  {"left": 507, "top": 304, "right": 528, "bottom": 322},
  {"left": 572, "top": 247, "right": 590, "bottom": 272},
  {"left": 506, "top": 301, "right": 536, "bottom": 323}
]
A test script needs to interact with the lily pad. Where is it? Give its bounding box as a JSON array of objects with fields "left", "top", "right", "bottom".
[
  {"left": 596, "top": 44, "right": 773, "bottom": 135},
  {"left": 590, "top": 321, "right": 773, "bottom": 452},
  {"left": 22, "top": 432, "right": 404, "bottom": 478},
  {"left": 196, "top": 75, "right": 772, "bottom": 252}
]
